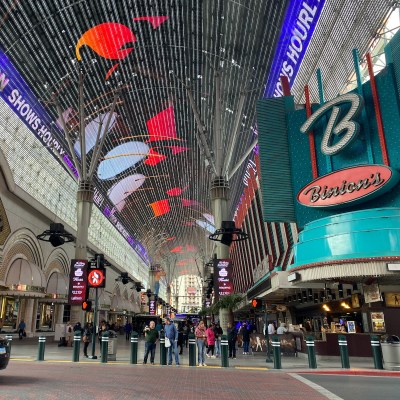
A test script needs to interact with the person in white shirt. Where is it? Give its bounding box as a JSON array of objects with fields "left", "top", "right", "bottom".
[
  {"left": 277, "top": 323, "right": 288, "bottom": 334},
  {"left": 267, "top": 322, "right": 276, "bottom": 335}
]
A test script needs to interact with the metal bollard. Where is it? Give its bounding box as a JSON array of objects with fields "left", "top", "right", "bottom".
[
  {"left": 338, "top": 334, "right": 350, "bottom": 369},
  {"left": 272, "top": 335, "right": 282, "bottom": 369},
  {"left": 130, "top": 331, "right": 138, "bottom": 364},
  {"left": 159, "top": 332, "right": 166, "bottom": 365},
  {"left": 37, "top": 336, "right": 46, "bottom": 361},
  {"left": 188, "top": 333, "right": 196, "bottom": 367},
  {"left": 306, "top": 335, "right": 317, "bottom": 369},
  {"left": 221, "top": 334, "right": 229, "bottom": 368},
  {"left": 5, "top": 335, "right": 12, "bottom": 356},
  {"left": 73, "top": 331, "right": 81, "bottom": 362},
  {"left": 101, "top": 332, "right": 109, "bottom": 363},
  {"left": 370, "top": 335, "right": 383, "bottom": 370}
]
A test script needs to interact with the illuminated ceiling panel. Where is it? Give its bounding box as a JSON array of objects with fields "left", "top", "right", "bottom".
[{"left": 0, "top": 0, "right": 290, "bottom": 276}]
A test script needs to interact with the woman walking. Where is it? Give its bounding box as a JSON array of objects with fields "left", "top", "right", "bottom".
[{"left": 206, "top": 324, "right": 216, "bottom": 358}]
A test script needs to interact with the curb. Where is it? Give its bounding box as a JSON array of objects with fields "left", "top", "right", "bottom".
[{"left": 298, "top": 369, "right": 400, "bottom": 377}]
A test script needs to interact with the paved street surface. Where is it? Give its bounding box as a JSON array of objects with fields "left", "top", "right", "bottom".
[{"left": 1, "top": 336, "right": 399, "bottom": 400}]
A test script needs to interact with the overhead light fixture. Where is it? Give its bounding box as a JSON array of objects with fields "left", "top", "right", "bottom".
[
  {"left": 288, "top": 272, "right": 300, "bottom": 282},
  {"left": 209, "top": 221, "right": 248, "bottom": 246},
  {"left": 341, "top": 302, "right": 351, "bottom": 309},
  {"left": 116, "top": 272, "right": 133, "bottom": 285},
  {"left": 37, "top": 223, "right": 74, "bottom": 247},
  {"left": 322, "top": 304, "right": 331, "bottom": 312}
]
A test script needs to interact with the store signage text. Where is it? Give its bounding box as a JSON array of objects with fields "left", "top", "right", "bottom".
[
  {"left": 300, "top": 93, "right": 364, "bottom": 155},
  {"left": 297, "top": 165, "right": 397, "bottom": 207},
  {"left": 264, "top": 0, "right": 326, "bottom": 98},
  {"left": 68, "top": 259, "right": 88, "bottom": 304},
  {"left": 213, "top": 259, "right": 234, "bottom": 299}
]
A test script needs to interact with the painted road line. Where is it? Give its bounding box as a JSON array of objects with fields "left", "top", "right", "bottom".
[{"left": 289, "top": 373, "right": 344, "bottom": 400}]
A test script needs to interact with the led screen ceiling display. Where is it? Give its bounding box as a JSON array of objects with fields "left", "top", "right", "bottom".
[{"left": 0, "top": 0, "right": 290, "bottom": 275}]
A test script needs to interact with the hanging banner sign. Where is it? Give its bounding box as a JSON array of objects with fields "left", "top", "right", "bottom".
[
  {"left": 214, "top": 259, "right": 234, "bottom": 300},
  {"left": 68, "top": 259, "right": 88, "bottom": 305},
  {"left": 264, "top": 0, "right": 326, "bottom": 98},
  {"left": 149, "top": 300, "right": 156, "bottom": 315},
  {"left": 0, "top": 51, "right": 78, "bottom": 177}
]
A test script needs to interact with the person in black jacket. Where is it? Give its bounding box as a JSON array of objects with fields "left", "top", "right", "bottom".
[
  {"left": 227, "top": 323, "right": 237, "bottom": 359},
  {"left": 241, "top": 322, "right": 250, "bottom": 355},
  {"left": 82, "top": 322, "right": 93, "bottom": 358}
]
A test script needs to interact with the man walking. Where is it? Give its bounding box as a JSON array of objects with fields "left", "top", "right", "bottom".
[
  {"left": 143, "top": 320, "right": 159, "bottom": 365},
  {"left": 227, "top": 323, "right": 237, "bottom": 359},
  {"left": 164, "top": 317, "right": 180, "bottom": 366}
]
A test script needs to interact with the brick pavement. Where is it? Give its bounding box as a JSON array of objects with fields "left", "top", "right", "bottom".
[{"left": 0, "top": 361, "right": 330, "bottom": 400}]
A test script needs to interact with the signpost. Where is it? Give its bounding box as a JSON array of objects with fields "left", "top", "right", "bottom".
[{"left": 86, "top": 254, "right": 106, "bottom": 359}]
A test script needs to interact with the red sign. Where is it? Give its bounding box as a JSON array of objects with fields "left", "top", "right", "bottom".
[
  {"left": 297, "top": 165, "right": 398, "bottom": 208},
  {"left": 87, "top": 269, "right": 105, "bottom": 288},
  {"left": 68, "top": 259, "right": 88, "bottom": 305}
]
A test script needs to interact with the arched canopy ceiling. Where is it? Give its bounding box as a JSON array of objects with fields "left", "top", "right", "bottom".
[{"left": 0, "top": 0, "right": 290, "bottom": 276}]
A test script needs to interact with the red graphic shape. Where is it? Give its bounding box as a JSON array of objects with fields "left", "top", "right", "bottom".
[
  {"left": 182, "top": 199, "right": 200, "bottom": 207},
  {"left": 183, "top": 221, "right": 195, "bottom": 226},
  {"left": 144, "top": 148, "right": 167, "bottom": 166},
  {"left": 166, "top": 187, "right": 183, "bottom": 196},
  {"left": 166, "top": 146, "right": 190, "bottom": 155},
  {"left": 105, "top": 63, "right": 120, "bottom": 80},
  {"left": 150, "top": 199, "right": 170, "bottom": 217},
  {"left": 166, "top": 237, "right": 175, "bottom": 241},
  {"left": 146, "top": 106, "right": 177, "bottom": 142},
  {"left": 186, "top": 245, "right": 196, "bottom": 252},
  {"left": 76, "top": 23, "right": 136, "bottom": 61},
  {"left": 133, "top": 16, "right": 169, "bottom": 29},
  {"left": 170, "top": 246, "right": 183, "bottom": 253}
]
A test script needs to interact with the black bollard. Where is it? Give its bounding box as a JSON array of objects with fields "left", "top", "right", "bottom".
[
  {"left": 73, "top": 331, "right": 81, "bottom": 362},
  {"left": 306, "top": 335, "right": 317, "bottom": 369},
  {"left": 188, "top": 333, "right": 196, "bottom": 367},
  {"left": 130, "top": 331, "right": 138, "bottom": 364},
  {"left": 5, "top": 335, "right": 12, "bottom": 356},
  {"left": 221, "top": 335, "right": 229, "bottom": 368},
  {"left": 37, "top": 336, "right": 46, "bottom": 361},
  {"left": 101, "top": 331, "right": 109, "bottom": 363},
  {"left": 338, "top": 334, "right": 350, "bottom": 369},
  {"left": 272, "top": 335, "right": 282, "bottom": 369},
  {"left": 370, "top": 335, "right": 383, "bottom": 370},
  {"left": 160, "top": 332, "right": 166, "bottom": 365}
]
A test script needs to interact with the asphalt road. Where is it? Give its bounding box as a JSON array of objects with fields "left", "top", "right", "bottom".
[{"left": 298, "top": 374, "right": 400, "bottom": 400}]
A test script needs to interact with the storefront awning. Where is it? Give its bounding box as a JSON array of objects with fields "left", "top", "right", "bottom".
[
  {"left": 3, "top": 258, "right": 46, "bottom": 298},
  {"left": 46, "top": 272, "right": 69, "bottom": 297},
  {"left": 290, "top": 260, "right": 400, "bottom": 283}
]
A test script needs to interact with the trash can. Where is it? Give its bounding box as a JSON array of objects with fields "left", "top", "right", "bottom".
[
  {"left": 107, "top": 332, "right": 118, "bottom": 361},
  {"left": 381, "top": 335, "right": 400, "bottom": 370}
]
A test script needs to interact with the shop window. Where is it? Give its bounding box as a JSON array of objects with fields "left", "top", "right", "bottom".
[
  {"left": 1, "top": 297, "right": 18, "bottom": 330},
  {"left": 36, "top": 303, "right": 54, "bottom": 331}
]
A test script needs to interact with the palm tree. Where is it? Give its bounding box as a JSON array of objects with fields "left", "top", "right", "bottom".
[{"left": 212, "top": 294, "right": 244, "bottom": 331}]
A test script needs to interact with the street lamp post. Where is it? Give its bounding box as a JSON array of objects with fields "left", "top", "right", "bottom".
[{"left": 55, "top": 70, "right": 120, "bottom": 323}]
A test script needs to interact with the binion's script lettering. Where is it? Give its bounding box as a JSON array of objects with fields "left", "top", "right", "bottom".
[{"left": 303, "top": 172, "right": 385, "bottom": 203}]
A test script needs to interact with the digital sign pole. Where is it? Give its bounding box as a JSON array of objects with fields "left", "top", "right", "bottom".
[{"left": 87, "top": 254, "right": 106, "bottom": 359}]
